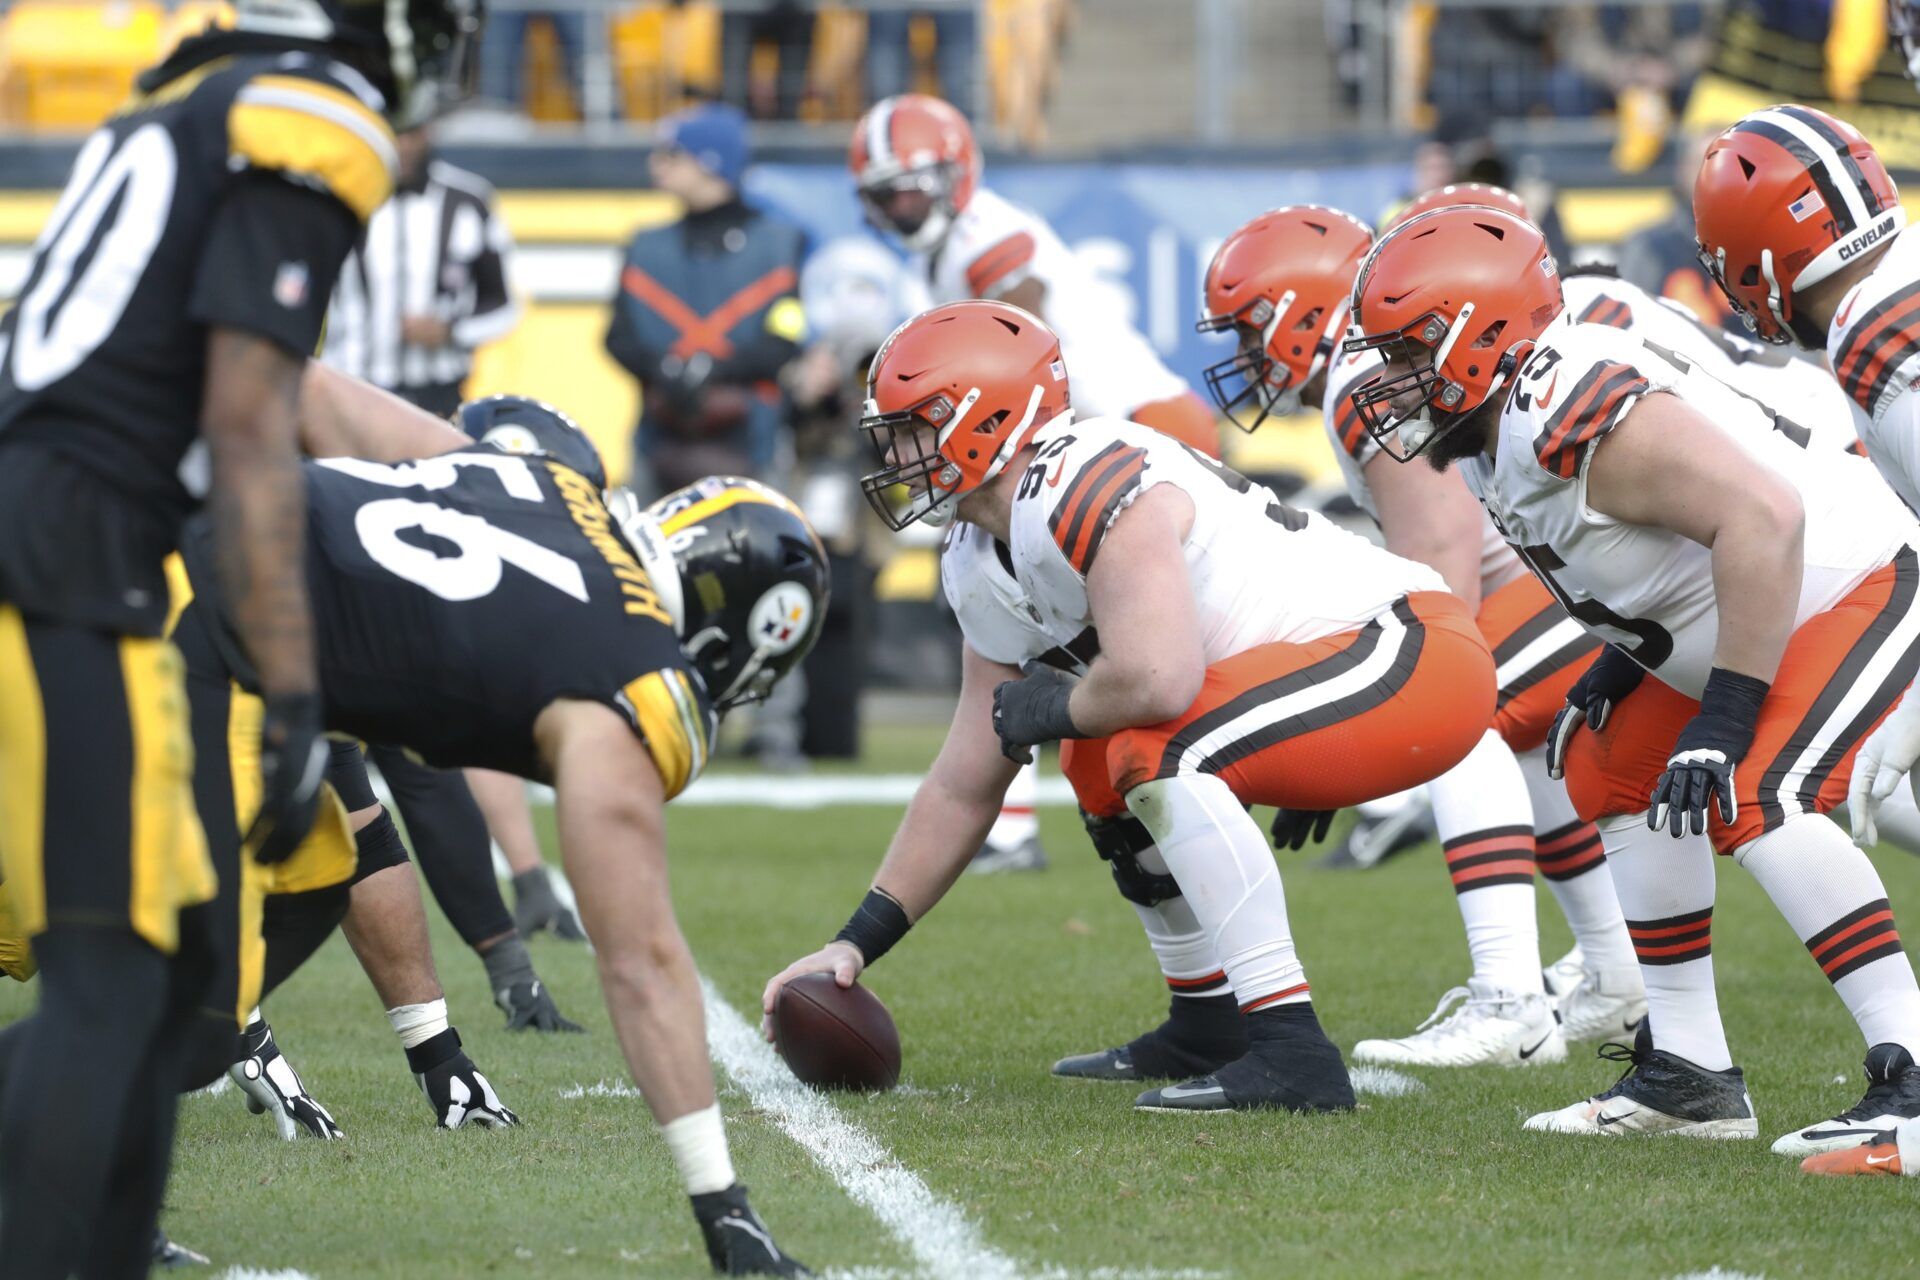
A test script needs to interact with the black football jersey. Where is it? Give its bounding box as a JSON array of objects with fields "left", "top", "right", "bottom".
[
  {"left": 0, "top": 33, "right": 392, "bottom": 633},
  {"left": 184, "top": 448, "right": 714, "bottom": 796}
]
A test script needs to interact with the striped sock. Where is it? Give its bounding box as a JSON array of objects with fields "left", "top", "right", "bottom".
[
  {"left": 1442, "top": 825, "right": 1542, "bottom": 994},
  {"left": 1736, "top": 813, "right": 1920, "bottom": 1056},
  {"left": 1520, "top": 749, "right": 1636, "bottom": 974},
  {"left": 1600, "top": 813, "right": 1732, "bottom": 1070}
]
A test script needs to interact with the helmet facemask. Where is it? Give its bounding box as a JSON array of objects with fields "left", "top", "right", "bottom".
[
  {"left": 1196, "top": 291, "right": 1334, "bottom": 432},
  {"left": 858, "top": 163, "right": 960, "bottom": 252},
  {"left": 1346, "top": 305, "right": 1512, "bottom": 464},
  {"left": 858, "top": 390, "right": 980, "bottom": 531}
]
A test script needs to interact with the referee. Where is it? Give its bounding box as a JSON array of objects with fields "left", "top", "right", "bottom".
[{"left": 322, "top": 122, "right": 518, "bottom": 415}]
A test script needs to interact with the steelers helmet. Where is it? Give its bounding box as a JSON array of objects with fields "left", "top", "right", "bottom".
[
  {"left": 233, "top": 0, "right": 484, "bottom": 127},
  {"left": 613, "top": 477, "right": 830, "bottom": 711},
  {"left": 456, "top": 395, "right": 608, "bottom": 491}
]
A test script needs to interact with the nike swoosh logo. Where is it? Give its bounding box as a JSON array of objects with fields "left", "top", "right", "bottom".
[
  {"left": 1518, "top": 1033, "right": 1552, "bottom": 1060},
  {"left": 1595, "top": 1109, "right": 1639, "bottom": 1127},
  {"left": 1157, "top": 1083, "right": 1223, "bottom": 1101},
  {"left": 1866, "top": 1151, "right": 1899, "bottom": 1167},
  {"left": 1045, "top": 463, "right": 1065, "bottom": 487},
  {"left": 1837, "top": 291, "right": 1860, "bottom": 331},
  {"left": 1535, "top": 371, "right": 1560, "bottom": 411}
]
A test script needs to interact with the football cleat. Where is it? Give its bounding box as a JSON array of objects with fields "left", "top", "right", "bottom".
[
  {"left": 1352, "top": 978, "right": 1566, "bottom": 1068},
  {"left": 1315, "top": 800, "right": 1431, "bottom": 870},
  {"left": 152, "top": 1228, "right": 210, "bottom": 1269},
  {"left": 1135, "top": 1005, "right": 1354, "bottom": 1113},
  {"left": 1052, "top": 996, "right": 1248, "bottom": 1082},
  {"left": 497, "top": 977, "right": 585, "bottom": 1034},
  {"left": 1551, "top": 965, "right": 1647, "bottom": 1044},
  {"left": 1524, "top": 1028, "right": 1758, "bottom": 1139},
  {"left": 1541, "top": 946, "right": 1586, "bottom": 1005},
  {"left": 1800, "top": 1117, "right": 1919, "bottom": 1176},
  {"left": 230, "top": 1018, "right": 343, "bottom": 1140},
  {"left": 1771, "top": 1043, "right": 1920, "bottom": 1157},
  {"left": 967, "top": 832, "right": 1049, "bottom": 875},
  {"left": 692, "top": 1183, "right": 813, "bottom": 1276}
]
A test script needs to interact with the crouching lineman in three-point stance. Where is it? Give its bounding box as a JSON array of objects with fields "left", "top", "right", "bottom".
[
  {"left": 1346, "top": 202, "right": 1920, "bottom": 1151},
  {"left": 763, "top": 299, "right": 1500, "bottom": 1114}
]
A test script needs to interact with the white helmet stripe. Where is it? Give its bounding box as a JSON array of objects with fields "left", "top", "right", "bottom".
[
  {"left": 864, "top": 98, "right": 897, "bottom": 175},
  {"left": 1749, "top": 107, "right": 1872, "bottom": 232}
]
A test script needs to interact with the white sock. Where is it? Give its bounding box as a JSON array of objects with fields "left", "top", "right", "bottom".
[
  {"left": 1520, "top": 750, "right": 1637, "bottom": 975},
  {"left": 662, "top": 1103, "right": 737, "bottom": 1196},
  {"left": 1126, "top": 775, "right": 1308, "bottom": 1012},
  {"left": 1429, "top": 730, "right": 1543, "bottom": 994},
  {"left": 1860, "top": 774, "right": 1920, "bottom": 855},
  {"left": 986, "top": 759, "right": 1040, "bottom": 850},
  {"left": 1734, "top": 812, "right": 1920, "bottom": 1057},
  {"left": 1130, "top": 843, "right": 1230, "bottom": 998},
  {"left": 387, "top": 997, "right": 450, "bottom": 1050},
  {"left": 1599, "top": 813, "right": 1732, "bottom": 1071}
]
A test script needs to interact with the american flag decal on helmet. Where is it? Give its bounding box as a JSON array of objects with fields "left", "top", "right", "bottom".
[{"left": 1788, "top": 191, "right": 1827, "bottom": 223}]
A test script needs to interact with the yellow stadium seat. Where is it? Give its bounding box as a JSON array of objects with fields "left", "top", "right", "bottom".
[
  {"left": 613, "top": 1, "right": 719, "bottom": 121},
  {"left": 1, "top": 1, "right": 164, "bottom": 129}
]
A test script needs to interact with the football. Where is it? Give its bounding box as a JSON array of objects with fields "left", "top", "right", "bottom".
[{"left": 771, "top": 973, "right": 902, "bottom": 1091}]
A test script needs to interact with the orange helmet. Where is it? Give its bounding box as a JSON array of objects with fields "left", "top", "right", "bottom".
[
  {"left": 1345, "top": 205, "right": 1562, "bottom": 462},
  {"left": 860, "top": 300, "right": 1071, "bottom": 530},
  {"left": 1383, "top": 182, "right": 1530, "bottom": 235},
  {"left": 849, "top": 94, "right": 981, "bottom": 252},
  {"left": 1196, "top": 205, "right": 1374, "bottom": 432},
  {"left": 1693, "top": 105, "right": 1903, "bottom": 345}
]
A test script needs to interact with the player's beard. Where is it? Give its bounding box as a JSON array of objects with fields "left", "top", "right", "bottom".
[{"left": 1421, "top": 401, "right": 1499, "bottom": 473}]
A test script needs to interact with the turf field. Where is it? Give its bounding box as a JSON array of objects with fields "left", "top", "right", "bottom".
[{"left": 6, "top": 735, "right": 1919, "bottom": 1279}]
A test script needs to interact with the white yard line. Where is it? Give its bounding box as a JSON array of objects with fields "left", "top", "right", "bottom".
[
  {"left": 218, "top": 1269, "right": 319, "bottom": 1280},
  {"left": 1349, "top": 1066, "right": 1426, "bottom": 1097}
]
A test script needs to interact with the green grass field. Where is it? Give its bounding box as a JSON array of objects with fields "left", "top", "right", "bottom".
[{"left": 6, "top": 754, "right": 1920, "bottom": 1279}]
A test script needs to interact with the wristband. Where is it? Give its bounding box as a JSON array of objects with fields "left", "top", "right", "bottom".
[
  {"left": 834, "top": 887, "right": 911, "bottom": 966},
  {"left": 1700, "top": 667, "right": 1770, "bottom": 731}
]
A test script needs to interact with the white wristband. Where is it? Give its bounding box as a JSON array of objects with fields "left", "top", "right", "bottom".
[
  {"left": 386, "top": 997, "right": 450, "bottom": 1050},
  {"left": 662, "top": 1103, "right": 737, "bottom": 1196}
]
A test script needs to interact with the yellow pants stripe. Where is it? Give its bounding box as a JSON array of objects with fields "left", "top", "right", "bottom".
[
  {"left": 122, "top": 633, "right": 214, "bottom": 955},
  {"left": 0, "top": 605, "right": 47, "bottom": 943}
]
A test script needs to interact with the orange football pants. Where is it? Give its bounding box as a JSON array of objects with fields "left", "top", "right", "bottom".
[
  {"left": 1063, "top": 591, "right": 1495, "bottom": 817},
  {"left": 1130, "top": 390, "right": 1223, "bottom": 460},
  {"left": 1564, "top": 548, "right": 1920, "bottom": 853},
  {"left": 1478, "top": 573, "right": 1602, "bottom": 754}
]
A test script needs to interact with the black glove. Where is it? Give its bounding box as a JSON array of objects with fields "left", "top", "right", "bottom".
[
  {"left": 1270, "top": 808, "right": 1335, "bottom": 852},
  {"left": 497, "top": 978, "right": 585, "bottom": 1034},
  {"left": 246, "top": 694, "right": 327, "bottom": 865},
  {"left": 992, "top": 666, "right": 1084, "bottom": 764},
  {"left": 409, "top": 1029, "right": 520, "bottom": 1129},
  {"left": 1648, "top": 667, "right": 1770, "bottom": 838},
  {"left": 1545, "top": 645, "right": 1647, "bottom": 780},
  {"left": 692, "top": 1183, "right": 812, "bottom": 1276}
]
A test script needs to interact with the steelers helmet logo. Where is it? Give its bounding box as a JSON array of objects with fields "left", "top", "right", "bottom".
[
  {"left": 482, "top": 424, "right": 542, "bottom": 456},
  {"left": 749, "top": 581, "right": 815, "bottom": 655}
]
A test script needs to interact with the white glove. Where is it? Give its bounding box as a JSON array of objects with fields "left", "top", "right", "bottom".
[
  {"left": 1849, "top": 690, "right": 1920, "bottom": 849},
  {"left": 231, "top": 1027, "right": 343, "bottom": 1140}
]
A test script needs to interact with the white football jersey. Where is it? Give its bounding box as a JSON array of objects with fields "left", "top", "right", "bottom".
[
  {"left": 941, "top": 417, "right": 1443, "bottom": 671},
  {"left": 1826, "top": 225, "right": 1920, "bottom": 510},
  {"left": 920, "top": 188, "right": 1189, "bottom": 418},
  {"left": 1321, "top": 346, "right": 1519, "bottom": 598},
  {"left": 1459, "top": 313, "right": 1914, "bottom": 698}
]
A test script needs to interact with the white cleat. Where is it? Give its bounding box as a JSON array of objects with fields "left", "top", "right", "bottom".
[
  {"left": 1525, "top": 1036, "right": 1758, "bottom": 1139},
  {"left": 1352, "top": 977, "right": 1566, "bottom": 1068},
  {"left": 1542, "top": 946, "right": 1585, "bottom": 1006},
  {"left": 1554, "top": 965, "right": 1647, "bottom": 1044}
]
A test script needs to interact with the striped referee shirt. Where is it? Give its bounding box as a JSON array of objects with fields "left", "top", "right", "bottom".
[{"left": 321, "top": 159, "right": 519, "bottom": 395}]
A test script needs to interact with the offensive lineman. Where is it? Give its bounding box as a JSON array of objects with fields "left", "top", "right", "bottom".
[
  {"left": 764, "top": 300, "right": 1500, "bottom": 1113},
  {"left": 1347, "top": 203, "right": 1920, "bottom": 1152},
  {"left": 0, "top": 1, "right": 477, "bottom": 1270}
]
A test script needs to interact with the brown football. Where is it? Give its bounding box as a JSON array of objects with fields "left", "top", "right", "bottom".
[{"left": 771, "top": 973, "right": 901, "bottom": 1091}]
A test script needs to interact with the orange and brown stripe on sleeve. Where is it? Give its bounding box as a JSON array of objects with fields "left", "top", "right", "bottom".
[
  {"left": 1533, "top": 361, "right": 1650, "bottom": 480},
  {"left": 1806, "top": 899, "right": 1904, "bottom": 983},
  {"left": 966, "top": 231, "right": 1038, "bottom": 296},
  {"left": 1048, "top": 442, "right": 1148, "bottom": 577},
  {"left": 1576, "top": 295, "right": 1634, "bottom": 330},
  {"left": 1333, "top": 391, "right": 1370, "bottom": 459},
  {"left": 1834, "top": 281, "right": 1920, "bottom": 415}
]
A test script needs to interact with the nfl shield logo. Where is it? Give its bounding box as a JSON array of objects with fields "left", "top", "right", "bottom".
[
  {"left": 1788, "top": 191, "right": 1826, "bottom": 223},
  {"left": 273, "top": 261, "right": 310, "bottom": 309}
]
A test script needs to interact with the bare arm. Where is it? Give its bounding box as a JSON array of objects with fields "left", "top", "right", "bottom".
[
  {"left": 1069, "top": 484, "right": 1205, "bottom": 736},
  {"left": 1583, "top": 391, "right": 1805, "bottom": 682},
  {"left": 203, "top": 328, "right": 316, "bottom": 698},
  {"left": 464, "top": 767, "right": 546, "bottom": 875},
  {"left": 298, "top": 362, "right": 472, "bottom": 461},
  {"left": 538, "top": 698, "right": 713, "bottom": 1124},
  {"left": 1366, "top": 450, "right": 1486, "bottom": 612}
]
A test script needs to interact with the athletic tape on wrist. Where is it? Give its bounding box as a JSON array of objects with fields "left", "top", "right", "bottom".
[
  {"left": 834, "top": 887, "right": 910, "bottom": 966},
  {"left": 387, "top": 997, "right": 450, "bottom": 1050},
  {"left": 662, "top": 1103, "right": 737, "bottom": 1197}
]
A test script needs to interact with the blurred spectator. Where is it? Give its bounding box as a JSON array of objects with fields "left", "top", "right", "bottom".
[
  {"left": 321, "top": 124, "right": 519, "bottom": 417},
  {"left": 721, "top": 0, "right": 816, "bottom": 120},
  {"left": 479, "top": 8, "right": 587, "bottom": 113},
  {"left": 867, "top": 4, "right": 978, "bottom": 119},
  {"left": 1391, "top": 135, "right": 1573, "bottom": 270},
  {"left": 1424, "top": 8, "right": 1591, "bottom": 137},
  {"left": 605, "top": 103, "right": 809, "bottom": 496},
  {"left": 1560, "top": 4, "right": 1713, "bottom": 171},
  {"left": 1615, "top": 130, "right": 1735, "bottom": 329}
]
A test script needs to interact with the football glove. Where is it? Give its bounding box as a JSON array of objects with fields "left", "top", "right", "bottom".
[
  {"left": 230, "top": 1019, "right": 343, "bottom": 1140},
  {"left": 1545, "top": 645, "right": 1646, "bottom": 780},
  {"left": 497, "top": 978, "right": 584, "bottom": 1034},
  {"left": 1270, "top": 808, "right": 1335, "bottom": 852},
  {"left": 692, "top": 1184, "right": 812, "bottom": 1276},
  {"left": 1849, "top": 686, "right": 1920, "bottom": 848},
  {"left": 412, "top": 1029, "right": 520, "bottom": 1129},
  {"left": 246, "top": 694, "right": 328, "bottom": 865},
  {"left": 992, "top": 666, "right": 1083, "bottom": 765},
  {"left": 1649, "top": 668, "right": 1769, "bottom": 838}
]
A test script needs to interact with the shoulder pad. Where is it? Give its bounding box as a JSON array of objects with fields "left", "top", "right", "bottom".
[
  {"left": 1509, "top": 327, "right": 1652, "bottom": 481},
  {"left": 227, "top": 60, "right": 396, "bottom": 222},
  {"left": 1036, "top": 434, "right": 1151, "bottom": 578}
]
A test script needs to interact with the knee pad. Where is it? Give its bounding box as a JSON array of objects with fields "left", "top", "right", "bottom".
[
  {"left": 349, "top": 809, "right": 409, "bottom": 884},
  {"left": 1083, "top": 809, "right": 1182, "bottom": 907}
]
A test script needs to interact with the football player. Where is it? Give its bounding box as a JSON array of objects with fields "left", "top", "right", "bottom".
[
  {"left": 1347, "top": 203, "right": 1920, "bottom": 1152},
  {"left": 851, "top": 93, "right": 1226, "bottom": 876},
  {"left": 175, "top": 379, "right": 826, "bottom": 1274},
  {"left": 1193, "top": 197, "right": 1641, "bottom": 1068},
  {"left": 763, "top": 300, "right": 1501, "bottom": 1113},
  {"left": 1690, "top": 106, "right": 1920, "bottom": 862},
  {"left": 0, "top": 0, "right": 477, "bottom": 1271}
]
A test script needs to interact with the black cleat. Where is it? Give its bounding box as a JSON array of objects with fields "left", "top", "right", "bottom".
[
  {"left": 1134, "top": 1004, "right": 1354, "bottom": 1113},
  {"left": 1053, "top": 994, "right": 1247, "bottom": 1082},
  {"left": 1525, "top": 1023, "right": 1758, "bottom": 1138},
  {"left": 1773, "top": 1042, "right": 1920, "bottom": 1156},
  {"left": 692, "top": 1183, "right": 812, "bottom": 1276}
]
